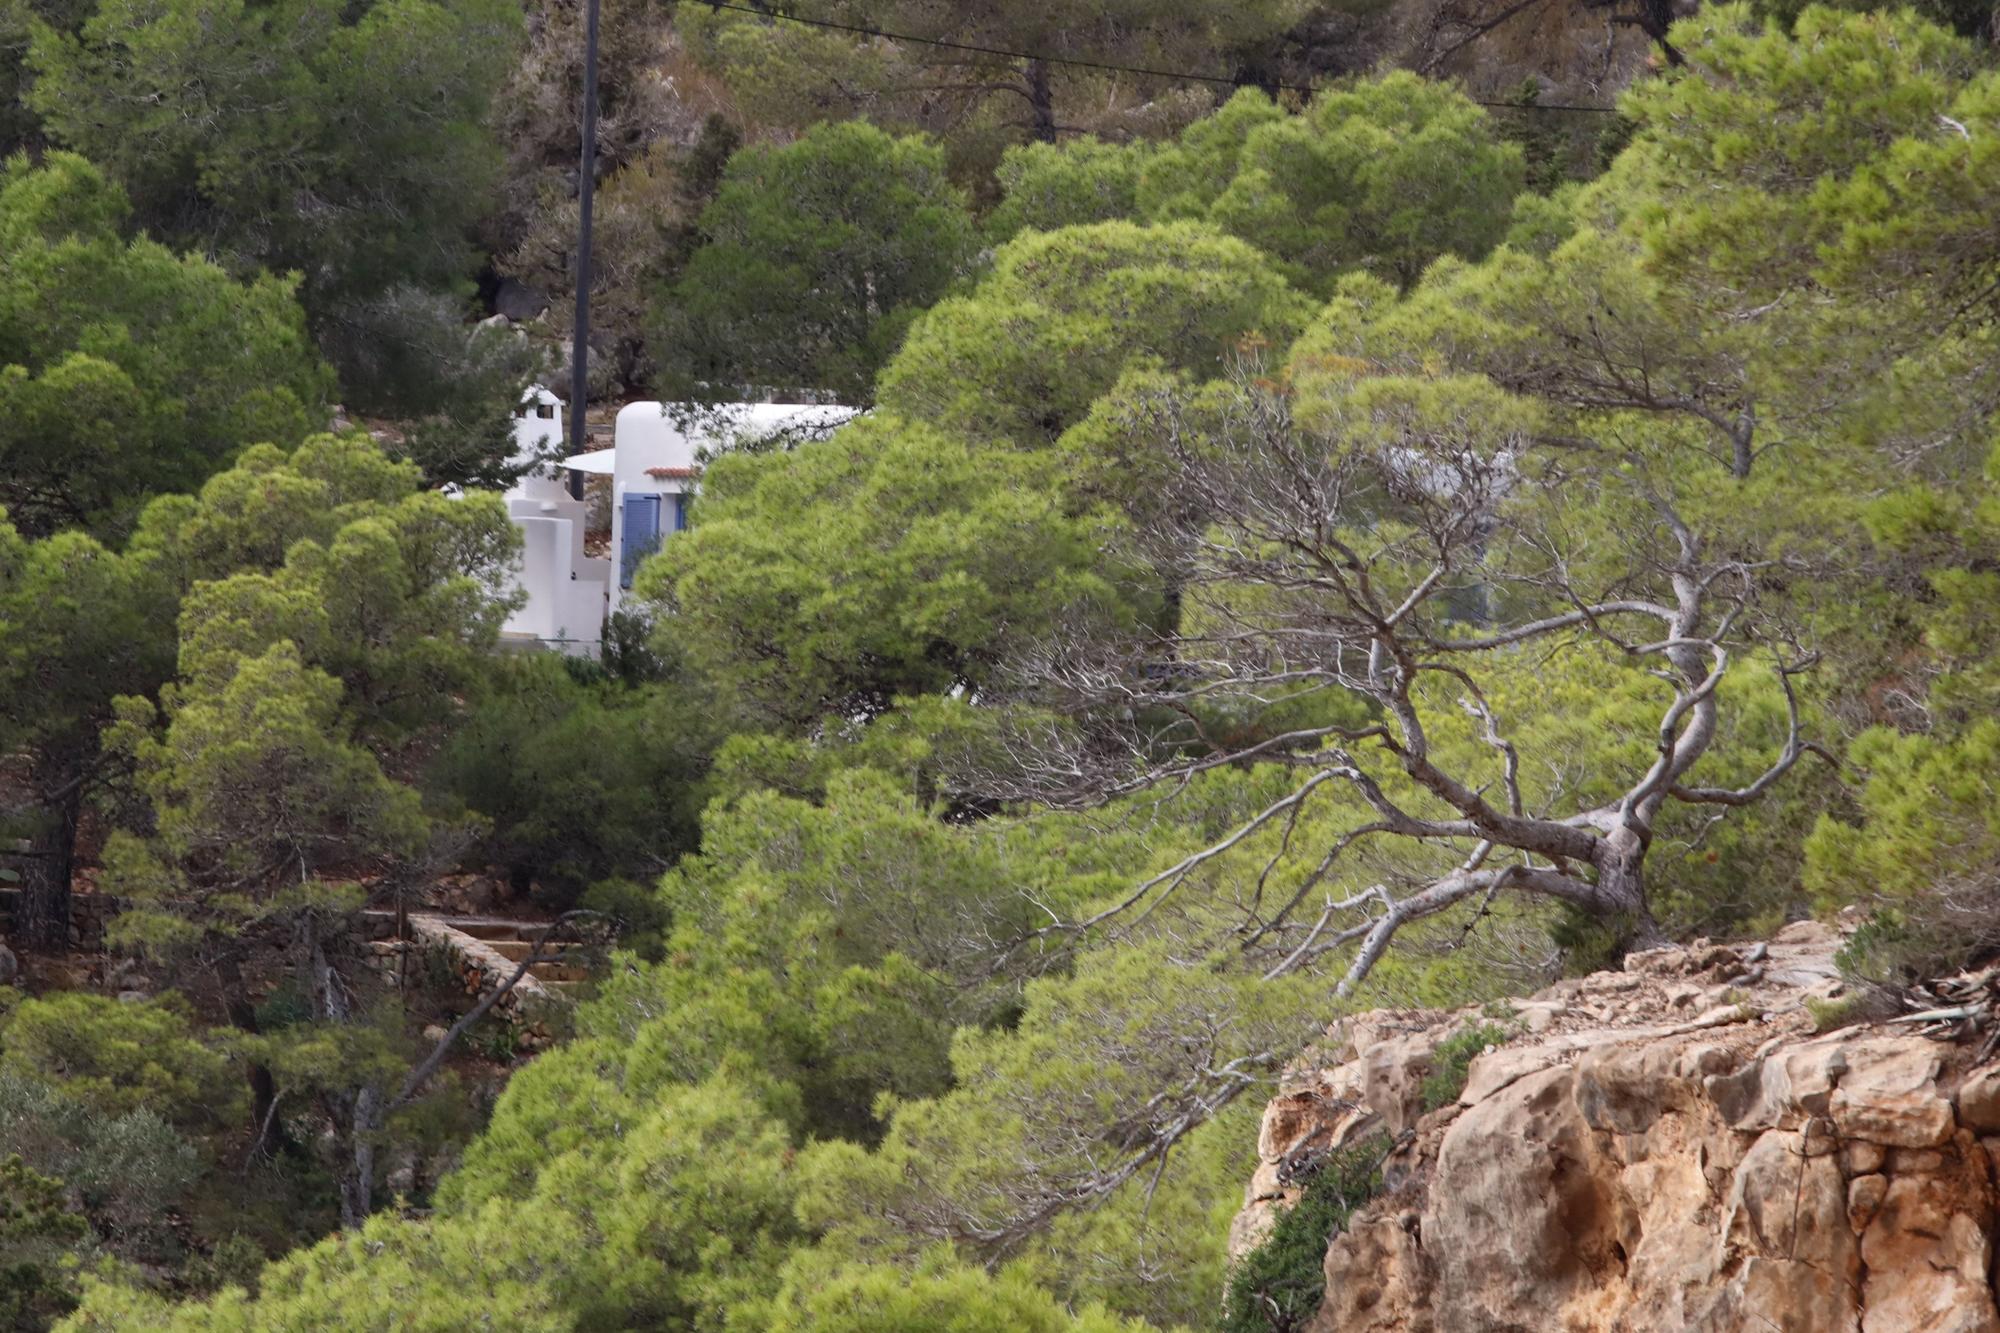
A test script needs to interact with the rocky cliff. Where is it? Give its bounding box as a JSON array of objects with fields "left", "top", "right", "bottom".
[{"left": 1232, "top": 921, "right": 2000, "bottom": 1332}]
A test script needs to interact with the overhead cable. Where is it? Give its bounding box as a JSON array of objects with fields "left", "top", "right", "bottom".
[{"left": 698, "top": 1, "right": 1623, "bottom": 114}]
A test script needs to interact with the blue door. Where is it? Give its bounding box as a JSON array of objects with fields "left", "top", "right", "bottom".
[{"left": 621, "top": 494, "right": 662, "bottom": 588}]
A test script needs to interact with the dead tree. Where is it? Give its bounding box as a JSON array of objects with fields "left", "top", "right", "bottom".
[{"left": 990, "top": 370, "right": 1830, "bottom": 995}]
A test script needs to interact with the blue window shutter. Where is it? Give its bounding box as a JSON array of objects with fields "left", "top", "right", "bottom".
[
  {"left": 621, "top": 494, "right": 662, "bottom": 589},
  {"left": 672, "top": 494, "right": 689, "bottom": 532}
]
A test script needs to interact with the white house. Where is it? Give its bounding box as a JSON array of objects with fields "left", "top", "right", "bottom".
[
  {"left": 497, "top": 391, "right": 856, "bottom": 655},
  {"left": 601, "top": 401, "right": 855, "bottom": 618}
]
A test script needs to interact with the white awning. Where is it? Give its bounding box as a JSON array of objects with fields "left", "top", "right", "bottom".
[{"left": 557, "top": 448, "right": 616, "bottom": 475}]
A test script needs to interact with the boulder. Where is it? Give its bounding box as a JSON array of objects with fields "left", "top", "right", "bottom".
[
  {"left": 1957, "top": 1066, "right": 2000, "bottom": 1133},
  {"left": 1848, "top": 1174, "right": 1887, "bottom": 1233},
  {"left": 1829, "top": 1038, "right": 1954, "bottom": 1148},
  {"left": 493, "top": 278, "right": 549, "bottom": 324},
  {"left": 1363, "top": 1027, "right": 1453, "bottom": 1136},
  {"left": 1420, "top": 1066, "right": 1620, "bottom": 1331},
  {"left": 1718, "top": 1127, "right": 1857, "bottom": 1279},
  {"left": 1310, "top": 1215, "right": 1434, "bottom": 1333},
  {"left": 1858, "top": 1156, "right": 1999, "bottom": 1333}
]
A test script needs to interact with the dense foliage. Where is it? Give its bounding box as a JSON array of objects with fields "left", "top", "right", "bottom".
[
  {"left": 654, "top": 121, "right": 979, "bottom": 403},
  {"left": 24, "top": 0, "right": 518, "bottom": 312},
  {"left": 0, "top": 154, "right": 328, "bottom": 538}
]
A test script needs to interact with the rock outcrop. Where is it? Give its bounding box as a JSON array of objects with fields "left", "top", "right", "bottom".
[{"left": 1232, "top": 921, "right": 2000, "bottom": 1332}]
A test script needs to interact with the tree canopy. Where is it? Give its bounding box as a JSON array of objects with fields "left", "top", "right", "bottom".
[
  {"left": 24, "top": 0, "right": 518, "bottom": 311},
  {"left": 877, "top": 219, "right": 1312, "bottom": 446},
  {"left": 639, "top": 412, "right": 1139, "bottom": 726},
  {"left": 677, "top": 0, "right": 1309, "bottom": 153},
  {"left": 655, "top": 121, "right": 979, "bottom": 404},
  {"left": 0, "top": 154, "right": 328, "bottom": 539},
  {"left": 1141, "top": 79, "right": 1524, "bottom": 291}
]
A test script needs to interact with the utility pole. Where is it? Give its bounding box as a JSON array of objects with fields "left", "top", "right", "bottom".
[{"left": 568, "top": 0, "right": 601, "bottom": 456}]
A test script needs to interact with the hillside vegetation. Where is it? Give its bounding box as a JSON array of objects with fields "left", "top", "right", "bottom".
[{"left": 2, "top": 1, "right": 2000, "bottom": 1330}]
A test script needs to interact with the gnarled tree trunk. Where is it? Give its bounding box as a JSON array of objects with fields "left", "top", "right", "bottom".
[
  {"left": 215, "top": 953, "right": 286, "bottom": 1157},
  {"left": 1025, "top": 57, "right": 1056, "bottom": 144}
]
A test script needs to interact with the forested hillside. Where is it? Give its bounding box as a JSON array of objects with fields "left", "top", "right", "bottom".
[{"left": 3, "top": 0, "right": 2000, "bottom": 1329}]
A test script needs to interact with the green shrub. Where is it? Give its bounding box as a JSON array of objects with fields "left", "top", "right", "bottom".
[
  {"left": 467, "top": 1021, "right": 520, "bottom": 1066},
  {"left": 761, "top": 1250, "right": 1149, "bottom": 1331},
  {"left": 0, "top": 1153, "right": 90, "bottom": 1330},
  {"left": 1549, "top": 907, "right": 1645, "bottom": 977},
  {"left": 182, "top": 1232, "right": 267, "bottom": 1297},
  {"left": 1830, "top": 907, "right": 1992, "bottom": 991},
  {"left": 1222, "top": 1133, "right": 1389, "bottom": 1332},
  {"left": 425, "top": 655, "right": 715, "bottom": 911},
  {"left": 0, "top": 993, "right": 239, "bottom": 1129},
  {"left": 252, "top": 980, "right": 314, "bottom": 1033},
  {"left": 1807, "top": 721, "right": 2000, "bottom": 983},
  {"left": 1420, "top": 1024, "right": 1513, "bottom": 1113},
  {"left": 0, "top": 1072, "right": 196, "bottom": 1247},
  {"left": 578, "top": 878, "right": 670, "bottom": 963}
]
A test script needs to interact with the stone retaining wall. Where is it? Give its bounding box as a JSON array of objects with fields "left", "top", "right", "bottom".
[
  {"left": 1, "top": 894, "right": 574, "bottom": 1050},
  {"left": 354, "top": 911, "right": 570, "bottom": 1051},
  {"left": 0, "top": 888, "right": 118, "bottom": 949}
]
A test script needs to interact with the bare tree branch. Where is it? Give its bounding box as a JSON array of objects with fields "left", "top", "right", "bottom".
[{"left": 974, "top": 363, "right": 1816, "bottom": 997}]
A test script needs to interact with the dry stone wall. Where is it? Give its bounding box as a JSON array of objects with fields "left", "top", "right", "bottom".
[
  {"left": 355, "top": 911, "right": 572, "bottom": 1051},
  {"left": 0, "top": 887, "right": 118, "bottom": 949},
  {"left": 0, "top": 892, "right": 577, "bottom": 1051}
]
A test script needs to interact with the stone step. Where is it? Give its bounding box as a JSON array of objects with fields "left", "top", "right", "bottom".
[
  {"left": 442, "top": 920, "right": 538, "bottom": 942},
  {"left": 526, "top": 962, "right": 593, "bottom": 983},
  {"left": 483, "top": 938, "right": 585, "bottom": 962}
]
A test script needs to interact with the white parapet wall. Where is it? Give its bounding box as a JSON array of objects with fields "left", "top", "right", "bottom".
[{"left": 498, "top": 388, "right": 612, "bottom": 655}]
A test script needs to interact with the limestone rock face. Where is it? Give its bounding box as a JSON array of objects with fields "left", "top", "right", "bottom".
[{"left": 1234, "top": 922, "right": 2000, "bottom": 1332}]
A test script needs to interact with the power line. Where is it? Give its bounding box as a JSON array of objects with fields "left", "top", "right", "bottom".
[
  {"left": 701, "top": 1, "right": 1314, "bottom": 95},
  {"left": 1485, "top": 99, "right": 1621, "bottom": 114},
  {"left": 696, "top": 1, "right": 1621, "bottom": 114}
]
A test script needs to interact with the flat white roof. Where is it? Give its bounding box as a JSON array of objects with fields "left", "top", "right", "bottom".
[
  {"left": 557, "top": 448, "right": 617, "bottom": 475},
  {"left": 615, "top": 401, "right": 859, "bottom": 436}
]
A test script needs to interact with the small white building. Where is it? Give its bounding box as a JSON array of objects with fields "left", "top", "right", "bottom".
[{"left": 498, "top": 392, "right": 856, "bottom": 655}]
